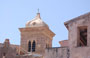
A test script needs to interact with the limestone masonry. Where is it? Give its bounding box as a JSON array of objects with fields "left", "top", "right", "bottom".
[{"left": 0, "top": 12, "right": 90, "bottom": 58}]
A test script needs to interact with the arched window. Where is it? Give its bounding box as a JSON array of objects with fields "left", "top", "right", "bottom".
[
  {"left": 32, "top": 41, "right": 36, "bottom": 52},
  {"left": 28, "top": 41, "right": 31, "bottom": 52}
]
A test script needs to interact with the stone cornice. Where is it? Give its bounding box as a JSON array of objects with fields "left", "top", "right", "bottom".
[{"left": 19, "top": 27, "right": 55, "bottom": 40}]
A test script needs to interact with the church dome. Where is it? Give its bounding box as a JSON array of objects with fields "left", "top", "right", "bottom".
[{"left": 26, "top": 13, "right": 49, "bottom": 28}]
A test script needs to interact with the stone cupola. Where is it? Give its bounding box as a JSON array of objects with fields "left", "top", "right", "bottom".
[{"left": 26, "top": 13, "right": 49, "bottom": 28}]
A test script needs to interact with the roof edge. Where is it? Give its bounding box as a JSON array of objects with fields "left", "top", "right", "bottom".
[{"left": 64, "top": 12, "right": 90, "bottom": 29}]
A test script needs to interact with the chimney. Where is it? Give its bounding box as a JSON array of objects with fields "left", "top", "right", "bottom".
[{"left": 4, "top": 39, "right": 10, "bottom": 48}]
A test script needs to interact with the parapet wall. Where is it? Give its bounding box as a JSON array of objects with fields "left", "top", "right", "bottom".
[
  {"left": 45, "top": 47, "right": 69, "bottom": 58},
  {"left": 70, "top": 47, "right": 90, "bottom": 58},
  {"left": 16, "top": 55, "right": 42, "bottom": 58}
]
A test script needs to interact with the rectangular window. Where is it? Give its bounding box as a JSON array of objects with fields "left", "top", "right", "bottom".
[{"left": 78, "top": 26, "right": 87, "bottom": 47}]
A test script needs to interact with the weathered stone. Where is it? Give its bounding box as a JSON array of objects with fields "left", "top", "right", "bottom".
[{"left": 0, "top": 12, "right": 90, "bottom": 58}]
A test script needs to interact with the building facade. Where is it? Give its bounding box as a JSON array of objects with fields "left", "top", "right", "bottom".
[{"left": 0, "top": 12, "right": 90, "bottom": 58}]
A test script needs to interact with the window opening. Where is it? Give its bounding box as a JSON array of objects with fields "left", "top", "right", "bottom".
[
  {"left": 28, "top": 41, "right": 31, "bottom": 52},
  {"left": 78, "top": 27, "right": 87, "bottom": 47},
  {"left": 32, "top": 41, "right": 36, "bottom": 52}
]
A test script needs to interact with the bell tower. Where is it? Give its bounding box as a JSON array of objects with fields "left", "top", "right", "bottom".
[{"left": 19, "top": 13, "right": 55, "bottom": 56}]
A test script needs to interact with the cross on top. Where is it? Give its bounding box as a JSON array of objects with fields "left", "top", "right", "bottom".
[{"left": 38, "top": 8, "right": 39, "bottom": 13}]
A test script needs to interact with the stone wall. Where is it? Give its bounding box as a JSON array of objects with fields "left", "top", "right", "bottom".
[
  {"left": 0, "top": 47, "right": 2, "bottom": 58},
  {"left": 45, "top": 47, "right": 69, "bottom": 58},
  {"left": 0, "top": 39, "right": 17, "bottom": 58},
  {"left": 70, "top": 47, "right": 90, "bottom": 58},
  {"left": 0, "top": 43, "right": 42, "bottom": 58},
  {"left": 59, "top": 40, "right": 68, "bottom": 47},
  {"left": 16, "top": 55, "right": 42, "bottom": 58},
  {"left": 64, "top": 12, "right": 90, "bottom": 58}
]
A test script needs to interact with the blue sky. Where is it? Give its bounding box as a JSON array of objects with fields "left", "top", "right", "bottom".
[{"left": 0, "top": 0, "right": 90, "bottom": 47}]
